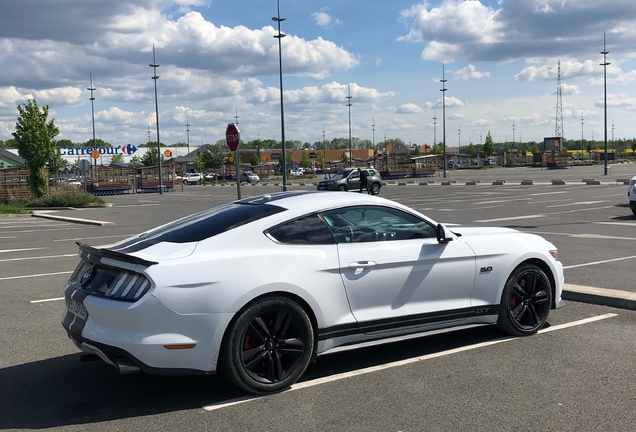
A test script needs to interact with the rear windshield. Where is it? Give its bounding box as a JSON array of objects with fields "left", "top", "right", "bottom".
[{"left": 113, "top": 203, "right": 285, "bottom": 247}]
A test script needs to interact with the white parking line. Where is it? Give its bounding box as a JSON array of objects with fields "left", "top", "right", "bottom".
[
  {"left": 202, "top": 313, "right": 617, "bottom": 412},
  {"left": 0, "top": 236, "right": 16, "bottom": 239},
  {"left": 0, "top": 247, "right": 48, "bottom": 254},
  {"left": 54, "top": 234, "right": 136, "bottom": 242},
  {"left": 473, "top": 214, "right": 544, "bottom": 223},
  {"left": 30, "top": 297, "right": 65, "bottom": 303},
  {"left": 564, "top": 255, "right": 636, "bottom": 269},
  {"left": 0, "top": 253, "right": 77, "bottom": 263},
  {"left": 546, "top": 201, "right": 604, "bottom": 208},
  {"left": 0, "top": 271, "right": 73, "bottom": 281}
]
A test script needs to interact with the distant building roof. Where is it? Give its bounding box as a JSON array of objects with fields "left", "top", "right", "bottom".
[{"left": 0, "top": 148, "right": 25, "bottom": 165}]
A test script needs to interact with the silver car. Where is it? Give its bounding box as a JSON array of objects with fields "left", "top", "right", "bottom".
[{"left": 317, "top": 168, "right": 382, "bottom": 194}]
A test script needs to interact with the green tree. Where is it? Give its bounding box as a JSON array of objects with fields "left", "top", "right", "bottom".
[
  {"left": 315, "top": 150, "right": 325, "bottom": 169},
  {"left": 631, "top": 141, "right": 636, "bottom": 153},
  {"left": 110, "top": 153, "right": 125, "bottom": 164},
  {"left": 466, "top": 143, "right": 476, "bottom": 155},
  {"left": 250, "top": 152, "right": 260, "bottom": 167},
  {"left": 140, "top": 148, "right": 165, "bottom": 166},
  {"left": 47, "top": 147, "right": 67, "bottom": 184},
  {"left": 200, "top": 146, "right": 226, "bottom": 170},
  {"left": 483, "top": 131, "right": 495, "bottom": 158},
  {"left": 3, "top": 138, "right": 17, "bottom": 148},
  {"left": 194, "top": 153, "right": 204, "bottom": 173},
  {"left": 12, "top": 99, "right": 60, "bottom": 197},
  {"left": 299, "top": 149, "right": 311, "bottom": 168},
  {"left": 340, "top": 152, "right": 349, "bottom": 163}
]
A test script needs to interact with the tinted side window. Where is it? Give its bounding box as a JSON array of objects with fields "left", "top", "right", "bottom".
[
  {"left": 321, "top": 206, "right": 436, "bottom": 243},
  {"left": 268, "top": 214, "right": 335, "bottom": 245}
]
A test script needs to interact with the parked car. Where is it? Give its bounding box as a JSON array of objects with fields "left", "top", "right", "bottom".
[
  {"left": 628, "top": 175, "right": 636, "bottom": 216},
  {"left": 239, "top": 172, "right": 260, "bottom": 183},
  {"left": 62, "top": 191, "right": 563, "bottom": 394},
  {"left": 204, "top": 173, "right": 218, "bottom": 181},
  {"left": 183, "top": 173, "right": 202, "bottom": 185},
  {"left": 317, "top": 167, "right": 383, "bottom": 194}
]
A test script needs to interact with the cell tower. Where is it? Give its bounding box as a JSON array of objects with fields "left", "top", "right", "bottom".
[{"left": 555, "top": 59, "right": 564, "bottom": 137}]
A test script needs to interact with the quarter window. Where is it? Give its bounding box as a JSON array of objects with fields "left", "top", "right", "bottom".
[{"left": 268, "top": 214, "right": 335, "bottom": 245}]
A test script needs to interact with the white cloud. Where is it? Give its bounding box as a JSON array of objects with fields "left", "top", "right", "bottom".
[
  {"left": 312, "top": 11, "right": 342, "bottom": 27},
  {"left": 472, "top": 119, "right": 493, "bottom": 126},
  {"left": 395, "top": 103, "right": 423, "bottom": 114},
  {"left": 399, "top": 0, "right": 636, "bottom": 62},
  {"left": 454, "top": 65, "right": 489, "bottom": 80}
]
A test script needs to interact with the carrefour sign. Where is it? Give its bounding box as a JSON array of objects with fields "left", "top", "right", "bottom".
[{"left": 59, "top": 144, "right": 138, "bottom": 156}]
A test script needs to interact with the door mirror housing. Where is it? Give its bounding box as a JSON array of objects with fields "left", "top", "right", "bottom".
[{"left": 436, "top": 224, "right": 452, "bottom": 243}]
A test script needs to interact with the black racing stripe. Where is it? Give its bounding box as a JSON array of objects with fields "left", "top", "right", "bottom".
[
  {"left": 77, "top": 242, "right": 158, "bottom": 267},
  {"left": 107, "top": 239, "right": 160, "bottom": 254},
  {"left": 317, "top": 305, "right": 499, "bottom": 341}
]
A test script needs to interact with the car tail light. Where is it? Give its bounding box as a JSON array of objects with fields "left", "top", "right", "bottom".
[{"left": 71, "top": 261, "right": 152, "bottom": 302}]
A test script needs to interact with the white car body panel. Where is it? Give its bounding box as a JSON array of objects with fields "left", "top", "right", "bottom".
[{"left": 337, "top": 238, "right": 476, "bottom": 324}]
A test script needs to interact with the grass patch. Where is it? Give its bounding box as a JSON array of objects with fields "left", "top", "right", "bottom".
[
  {"left": 0, "top": 198, "right": 31, "bottom": 214},
  {"left": 1, "top": 186, "right": 106, "bottom": 214}
]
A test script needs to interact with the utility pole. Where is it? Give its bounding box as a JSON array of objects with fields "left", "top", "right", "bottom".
[
  {"left": 440, "top": 65, "right": 447, "bottom": 178},
  {"left": 601, "top": 32, "right": 610, "bottom": 175}
]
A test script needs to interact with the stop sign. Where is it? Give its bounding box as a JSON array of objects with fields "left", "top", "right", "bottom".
[{"left": 226, "top": 123, "right": 240, "bottom": 151}]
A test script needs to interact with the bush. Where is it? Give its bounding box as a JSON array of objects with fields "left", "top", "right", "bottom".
[
  {"left": 0, "top": 198, "right": 31, "bottom": 214},
  {"left": 26, "top": 186, "right": 106, "bottom": 208}
]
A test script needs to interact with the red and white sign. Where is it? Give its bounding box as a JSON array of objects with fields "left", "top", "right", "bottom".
[{"left": 226, "top": 123, "right": 240, "bottom": 152}]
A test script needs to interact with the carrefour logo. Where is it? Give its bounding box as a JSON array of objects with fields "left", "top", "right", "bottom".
[{"left": 59, "top": 144, "right": 138, "bottom": 156}]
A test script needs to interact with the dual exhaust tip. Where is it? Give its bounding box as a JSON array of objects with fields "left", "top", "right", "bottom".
[{"left": 79, "top": 353, "right": 140, "bottom": 375}]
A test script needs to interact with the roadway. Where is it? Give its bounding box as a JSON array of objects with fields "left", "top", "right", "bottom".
[{"left": 1, "top": 163, "right": 635, "bottom": 431}]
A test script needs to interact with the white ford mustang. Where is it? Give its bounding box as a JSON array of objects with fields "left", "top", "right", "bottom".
[{"left": 62, "top": 191, "right": 564, "bottom": 394}]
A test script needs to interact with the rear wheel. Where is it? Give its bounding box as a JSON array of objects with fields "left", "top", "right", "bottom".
[
  {"left": 497, "top": 264, "right": 552, "bottom": 336},
  {"left": 219, "top": 297, "right": 314, "bottom": 394}
]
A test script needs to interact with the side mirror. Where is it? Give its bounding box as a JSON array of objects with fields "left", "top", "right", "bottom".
[{"left": 436, "top": 224, "right": 452, "bottom": 243}]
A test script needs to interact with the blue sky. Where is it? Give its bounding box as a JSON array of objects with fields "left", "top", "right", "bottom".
[{"left": 1, "top": 0, "right": 635, "bottom": 149}]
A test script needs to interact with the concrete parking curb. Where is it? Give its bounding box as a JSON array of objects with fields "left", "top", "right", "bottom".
[
  {"left": 562, "top": 283, "right": 636, "bottom": 311},
  {"left": 31, "top": 212, "right": 115, "bottom": 226}
]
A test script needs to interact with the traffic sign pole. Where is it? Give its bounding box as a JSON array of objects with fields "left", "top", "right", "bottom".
[{"left": 226, "top": 123, "right": 241, "bottom": 199}]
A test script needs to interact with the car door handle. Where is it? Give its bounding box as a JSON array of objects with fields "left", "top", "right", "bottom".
[{"left": 348, "top": 261, "right": 377, "bottom": 269}]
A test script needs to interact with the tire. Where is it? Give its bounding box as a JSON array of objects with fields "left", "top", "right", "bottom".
[
  {"left": 338, "top": 185, "right": 347, "bottom": 191},
  {"left": 631, "top": 204, "right": 636, "bottom": 217},
  {"left": 183, "top": 180, "right": 189, "bottom": 185},
  {"left": 370, "top": 183, "right": 381, "bottom": 195},
  {"left": 497, "top": 264, "right": 552, "bottom": 336},
  {"left": 219, "top": 296, "right": 314, "bottom": 394}
]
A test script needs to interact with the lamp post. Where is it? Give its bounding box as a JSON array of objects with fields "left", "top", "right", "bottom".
[
  {"left": 601, "top": 32, "right": 610, "bottom": 176},
  {"left": 323, "top": 124, "right": 327, "bottom": 178},
  {"left": 87, "top": 72, "right": 97, "bottom": 184},
  {"left": 372, "top": 117, "right": 375, "bottom": 168},
  {"left": 347, "top": 83, "right": 352, "bottom": 167},
  {"left": 272, "top": 0, "right": 287, "bottom": 190},
  {"left": 185, "top": 116, "right": 190, "bottom": 172},
  {"left": 440, "top": 65, "right": 447, "bottom": 178},
  {"left": 433, "top": 110, "right": 437, "bottom": 149},
  {"left": 149, "top": 44, "right": 163, "bottom": 194}
]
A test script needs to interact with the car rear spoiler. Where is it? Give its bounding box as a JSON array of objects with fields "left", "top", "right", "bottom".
[{"left": 77, "top": 242, "right": 159, "bottom": 267}]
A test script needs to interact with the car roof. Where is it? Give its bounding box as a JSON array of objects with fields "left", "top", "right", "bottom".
[{"left": 235, "top": 190, "right": 398, "bottom": 213}]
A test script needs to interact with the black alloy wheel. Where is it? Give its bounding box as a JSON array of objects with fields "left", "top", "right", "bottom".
[
  {"left": 497, "top": 264, "right": 552, "bottom": 336},
  {"left": 220, "top": 297, "right": 314, "bottom": 394}
]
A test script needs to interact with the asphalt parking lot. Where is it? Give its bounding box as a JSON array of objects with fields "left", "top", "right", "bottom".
[{"left": 1, "top": 163, "right": 635, "bottom": 431}]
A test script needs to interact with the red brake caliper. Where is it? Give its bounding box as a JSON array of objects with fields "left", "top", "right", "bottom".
[
  {"left": 510, "top": 297, "right": 517, "bottom": 308},
  {"left": 243, "top": 333, "right": 254, "bottom": 350}
]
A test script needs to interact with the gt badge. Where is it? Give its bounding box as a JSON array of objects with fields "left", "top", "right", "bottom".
[{"left": 80, "top": 266, "right": 94, "bottom": 286}]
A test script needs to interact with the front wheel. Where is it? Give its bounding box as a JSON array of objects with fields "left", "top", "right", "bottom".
[
  {"left": 338, "top": 185, "right": 347, "bottom": 191},
  {"left": 219, "top": 297, "right": 314, "bottom": 394},
  {"left": 370, "top": 183, "right": 381, "bottom": 195},
  {"left": 497, "top": 264, "right": 552, "bottom": 336}
]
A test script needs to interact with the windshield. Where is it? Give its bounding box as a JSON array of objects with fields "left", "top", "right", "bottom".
[{"left": 330, "top": 170, "right": 353, "bottom": 180}]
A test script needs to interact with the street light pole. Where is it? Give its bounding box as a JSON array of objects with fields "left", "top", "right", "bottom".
[
  {"left": 372, "top": 117, "right": 375, "bottom": 168},
  {"left": 185, "top": 116, "right": 190, "bottom": 172},
  {"left": 347, "top": 83, "right": 352, "bottom": 168},
  {"left": 272, "top": 0, "right": 287, "bottom": 190},
  {"left": 150, "top": 44, "right": 163, "bottom": 194},
  {"left": 440, "top": 65, "right": 447, "bottom": 178},
  {"left": 87, "top": 72, "right": 97, "bottom": 185},
  {"left": 601, "top": 31, "right": 610, "bottom": 176}
]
